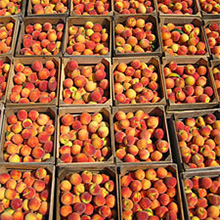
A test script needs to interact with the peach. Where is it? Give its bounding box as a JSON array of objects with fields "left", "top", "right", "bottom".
[
  {"left": 195, "top": 207, "right": 207, "bottom": 219},
  {"left": 11, "top": 198, "right": 22, "bottom": 210},
  {"left": 5, "top": 188, "right": 17, "bottom": 200},
  {"left": 122, "top": 199, "right": 133, "bottom": 211},
  {"left": 25, "top": 213, "right": 38, "bottom": 220},
  {"left": 60, "top": 205, "right": 72, "bottom": 217},
  {"left": 186, "top": 192, "right": 198, "bottom": 206},
  {"left": 200, "top": 177, "right": 212, "bottom": 189},
  {"left": 146, "top": 188, "right": 159, "bottom": 200},
  {"left": 61, "top": 192, "right": 74, "bottom": 205},
  {"left": 146, "top": 169, "right": 157, "bottom": 181},
  {"left": 93, "top": 195, "right": 106, "bottom": 207},
  {"left": 164, "top": 177, "right": 177, "bottom": 188},
  {"left": 69, "top": 173, "right": 82, "bottom": 185},
  {"left": 61, "top": 114, "right": 74, "bottom": 126},
  {"left": 207, "top": 205, "right": 219, "bottom": 218},
  {"left": 156, "top": 140, "right": 169, "bottom": 153},
  {"left": 154, "top": 180, "right": 167, "bottom": 194},
  {"left": 12, "top": 211, "right": 24, "bottom": 220},
  {"left": 60, "top": 180, "right": 72, "bottom": 191},
  {"left": 1, "top": 211, "right": 13, "bottom": 220},
  {"left": 152, "top": 206, "right": 167, "bottom": 219},
  {"left": 73, "top": 202, "right": 86, "bottom": 215},
  {"left": 159, "top": 193, "right": 170, "bottom": 206}
]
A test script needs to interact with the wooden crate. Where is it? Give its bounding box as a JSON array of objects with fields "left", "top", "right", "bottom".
[
  {"left": 112, "top": 56, "right": 166, "bottom": 106},
  {"left": 71, "top": 0, "right": 114, "bottom": 16},
  {"left": 203, "top": 19, "right": 220, "bottom": 61},
  {"left": 169, "top": 108, "right": 220, "bottom": 172},
  {"left": 197, "top": 0, "right": 220, "bottom": 18},
  {"left": 63, "top": 16, "right": 112, "bottom": 58},
  {"left": 162, "top": 57, "right": 218, "bottom": 111},
  {"left": 112, "top": 105, "right": 172, "bottom": 164},
  {"left": 6, "top": 57, "right": 61, "bottom": 107},
  {"left": 15, "top": 17, "right": 66, "bottom": 57},
  {"left": 59, "top": 57, "right": 112, "bottom": 107},
  {"left": 57, "top": 106, "right": 114, "bottom": 166},
  {"left": 0, "top": 164, "right": 55, "bottom": 220},
  {"left": 160, "top": 17, "right": 209, "bottom": 58},
  {"left": 181, "top": 169, "right": 220, "bottom": 220},
  {"left": 113, "top": 0, "right": 157, "bottom": 16},
  {"left": 210, "top": 59, "right": 220, "bottom": 104},
  {"left": 113, "top": 14, "right": 162, "bottom": 57},
  {"left": 0, "top": 106, "right": 57, "bottom": 165},
  {"left": 27, "top": 0, "right": 71, "bottom": 17},
  {"left": 56, "top": 166, "right": 119, "bottom": 220},
  {"left": 118, "top": 163, "right": 185, "bottom": 220},
  {"left": 0, "top": 17, "right": 19, "bottom": 57},
  {"left": 0, "top": 56, "right": 12, "bottom": 105},
  {"left": 156, "top": 0, "right": 201, "bottom": 17}
]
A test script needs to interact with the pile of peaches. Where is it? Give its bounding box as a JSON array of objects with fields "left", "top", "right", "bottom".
[
  {"left": 0, "top": 168, "right": 51, "bottom": 219},
  {"left": 0, "top": 21, "right": 15, "bottom": 54},
  {"left": 62, "top": 60, "right": 109, "bottom": 105},
  {"left": 175, "top": 113, "right": 220, "bottom": 168},
  {"left": 3, "top": 109, "right": 55, "bottom": 163},
  {"left": 59, "top": 111, "right": 111, "bottom": 163},
  {"left": 0, "top": 59, "right": 10, "bottom": 100},
  {"left": 114, "top": 110, "right": 170, "bottom": 162},
  {"left": 66, "top": 21, "right": 109, "bottom": 56},
  {"left": 30, "top": 0, "right": 68, "bottom": 14},
  {"left": 9, "top": 60, "right": 58, "bottom": 104},
  {"left": 205, "top": 22, "right": 220, "bottom": 58},
  {"left": 184, "top": 175, "right": 220, "bottom": 219},
  {"left": 121, "top": 167, "right": 180, "bottom": 219},
  {"left": 161, "top": 23, "right": 206, "bottom": 56},
  {"left": 59, "top": 170, "right": 116, "bottom": 219},
  {"left": 113, "top": 59, "right": 162, "bottom": 104},
  {"left": 115, "top": 17, "right": 157, "bottom": 54},
  {"left": 164, "top": 61, "right": 215, "bottom": 104},
  {"left": 20, "top": 21, "right": 64, "bottom": 56}
]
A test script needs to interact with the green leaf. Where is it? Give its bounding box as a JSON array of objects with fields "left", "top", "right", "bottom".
[{"left": 171, "top": 28, "right": 183, "bottom": 34}]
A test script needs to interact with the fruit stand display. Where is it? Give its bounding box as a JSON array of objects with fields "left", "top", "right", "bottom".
[{"left": 0, "top": 0, "right": 219, "bottom": 219}]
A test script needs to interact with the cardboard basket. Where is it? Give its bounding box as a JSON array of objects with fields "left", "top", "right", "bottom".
[
  {"left": 71, "top": 0, "right": 114, "bottom": 16},
  {"left": 0, "top": 17, "right": 19, "bottom": 57},
  {"left": 197, "top": 0, "right": 220, "bottom": 18},
  {"left": 156, "top": 0, "right": 201, "bottom": 17},
  {"left": 112, "top": 56, "right": 167, "bottom": 106},
  {"left": 0, "top": 56, "right": 12, "bottom": 105},
  {"left": 169, "top": 108, "right": 220, "bottom": 173},
  {"left": 0, "top": 164, "right": 55, "bottom": 220},
  {"left": 0, "top": 103, "right": 4, "bottom": 145},
  {"left": 160, "top": 17, "right": 209, "bottom": 58},
  {"left": 15, "top": 17, "right": 66, "bottom": 57},
  {"left": 0, "top": 105, "right": 57, "bottom": 165},
  {"left": 63, "top": 16, "right": 112, "bottom": 58},
  {"left": 113, "top": 0, "right": 157, "bottom": 16},
  {"left": 118, "top": 163, "right": 185, "bottom": 220},
  {"left": 203, "top": 19, "right": 220, "bottom": 61},
  {"left": 210, "top": 59, "right": 220, "bottom": 104},
  {"left": 112, "top": 105, "right": 172, "bottom": 164},
  {"left": 162, "top": 57, "right": 219, "bottom": 111},
  {"left": 1, "top": 0, "right": 27, "bottom": 18},
  {"left": 6, "top": 57, "right": 61, "bottom": 107},
  {"left": 59, "top": 57, "right": 112, "bottom": 107},
  {"left": 56, "top": 166, "right": 119, "bottom": 220},
  {"left": 181, "top": 169, "right": 220, "bottom": 220},
  {"left": 57, "top": 106, "right": 114, "bottom": 166},
  {"left": 113, "top": 14, "right": 162, "bottom": 57},
  {"left": 27, "top": 0, "right": 71, "bottom": 17}
]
